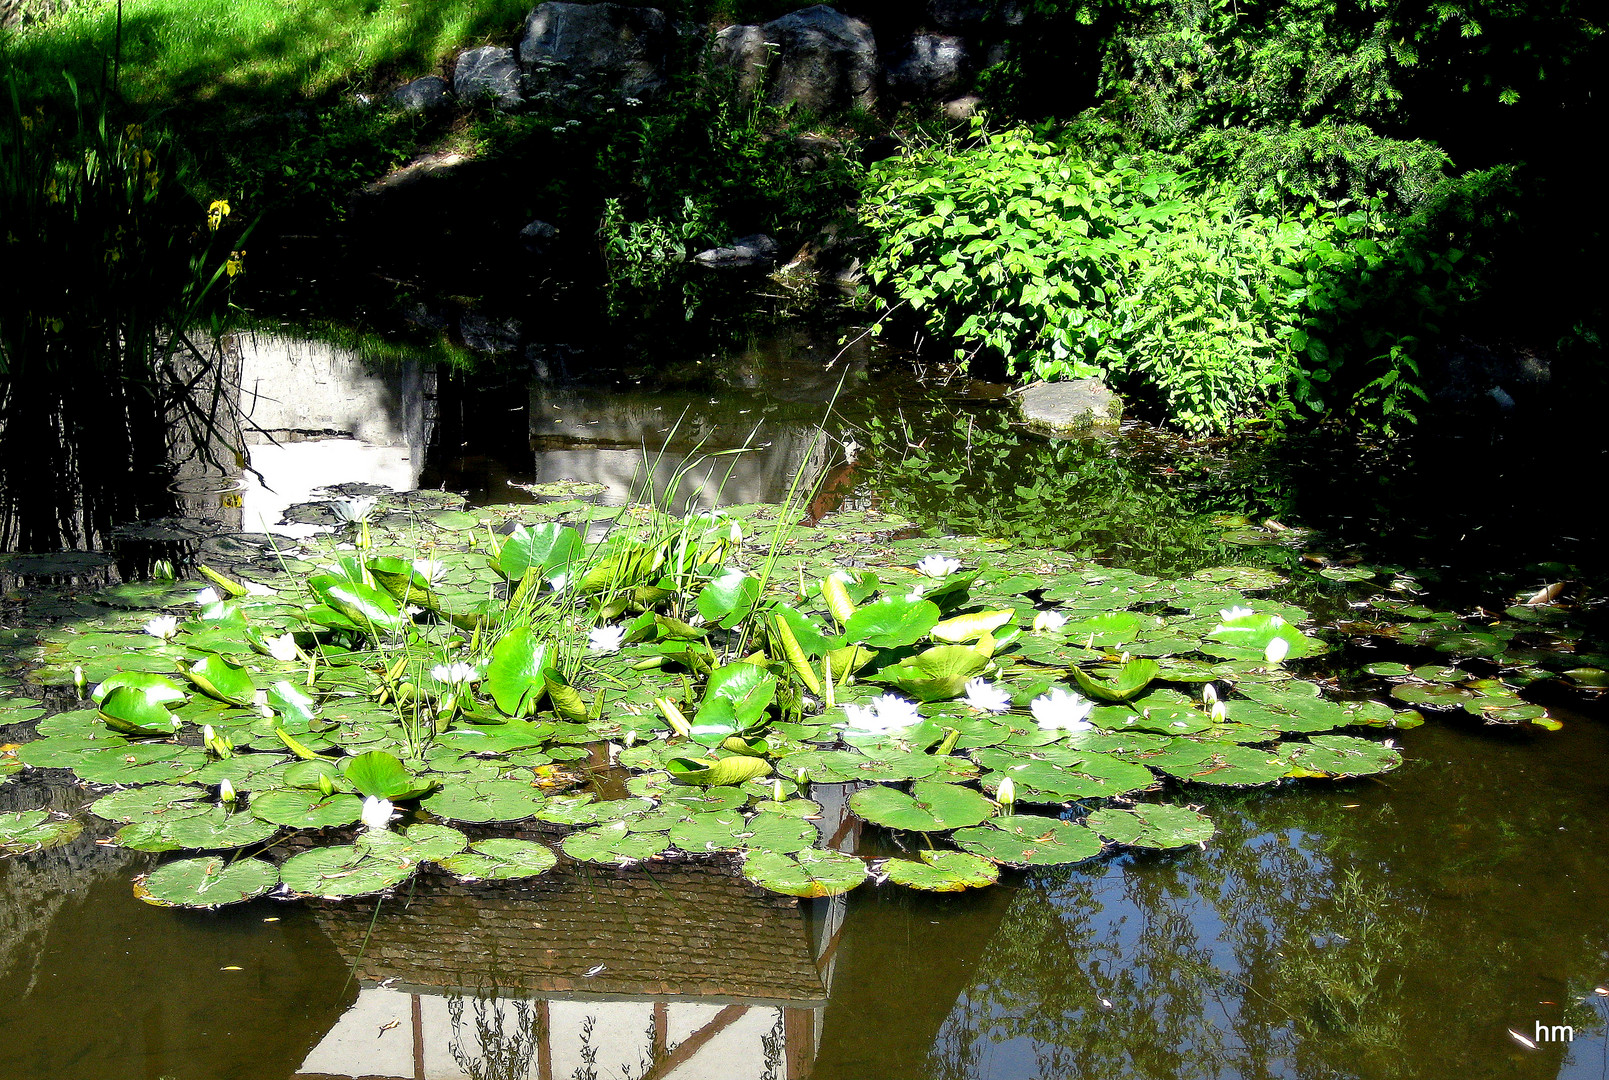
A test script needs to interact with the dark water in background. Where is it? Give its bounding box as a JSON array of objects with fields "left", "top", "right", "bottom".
[{"left": 2, "top": 304, "right": 1607, "bottom": 1080}]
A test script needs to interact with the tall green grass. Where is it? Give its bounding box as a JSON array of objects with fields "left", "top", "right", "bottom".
[{"left": 3, "top": 0, "right": 531, "bottom": 104}]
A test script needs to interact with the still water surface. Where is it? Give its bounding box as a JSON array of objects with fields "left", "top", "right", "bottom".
[{"left": 1, "top": 314, "right": 1605, "bottom": 1080}]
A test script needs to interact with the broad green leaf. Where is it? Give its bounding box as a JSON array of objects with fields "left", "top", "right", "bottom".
[
  {"left": 849, "top": 780, "right": 994, "bottom": 832},
  {"left": 136, "top": 856, "right": 279, "bottom": 908},
  {"left": 186, "top": 654, "right": 257, "bottom": 707},
  {"left": 485, "top": 628, "right": 549, "bottom": 716},
  {"left": 665, "top": 755, "right": 773, "bottom": 787},
  {"left": 741, "top": 848, "right": 867, "bottom": 897},
  {"left": 695, "top": 568, "right": 760, "bottom": 629},
  {"left": 341, "top": 750, "right": 437, "bottom": 800},
  {"left": 440, "top": 838, "right": 558, "bottom": 880},
  {"left": 884, "top": 849, "right": 999, "bottom": 891},
  {"left": 845, "top": 595, "right": 942, "bottom": 648},
  {"left": 1070, "top": 658, "right": 1161, "bottom": 702},
  {"left": 952, "top": 814, "right": 1104, "bottom": 865},
  {"left": 1087, "top": 803, "right": 1216, "bottom": 848}
]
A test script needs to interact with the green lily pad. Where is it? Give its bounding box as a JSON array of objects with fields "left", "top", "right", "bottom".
[
  {"left": 356, "top": 823, "right": 470, "bottom": 866},
  {"left": 0, "top": 810, "right": 84, "bottom": 855},
  {"left": 1086, "top": 804, "right": 1216, "bottom": 848},
  {"left": 561, "top": 821, "right": 670, "bottom": 865},
  {"left": 439, "top": 838, "right": 558, "bottom": 881},
  {"left": 1285, "top": 735, "right": 1402, "bottom": 777},
  {"left": 279, "top": 845, "right": 414, "bottom": 898},
  {"left": 741, "top": 847, "right": 868, "bottom": 897},
  {"left": 849, "top": 780, "right": 994, "bottom": 832},
  {"left": 136, "top": 856, "right": 279, "bottom": 908},
  {"left": 665, "top": 754, "right": 772, "bottom": 787},
  {"left": 186, "top": 654, "right": 258, "bottom": 707},
  {"left": 249, "top": 789, "right": 364, "bottom": 828},
  {"left": 1157, "top": 743, "right": 1292, "bottom": 786},
  {"left": 883, "top": 849, "right": 999, "bottom": 891},
  {"left": 421, "top": 780, "right": 544, "bottom": 823},
  {"left": 952, "top": 814, "right": 1104, "bottom": 866},
  {"left": 155, "top": 807, "right": 280, "bottom": 851},
  {"left": 91, "top": 784, "right": 208, "bottom": 822}
]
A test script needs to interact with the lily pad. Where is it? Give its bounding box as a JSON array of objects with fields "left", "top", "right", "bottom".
[
  {"left": 0, "top": 810, "right": 84, "bottom": 855},
  {"left": 741, "top": 847, "right": 868, "bottom": 897},
  {"left": 279, "top": 845, "right": 414, "bottom": 898},
  {"left": 849, "top": 781, "right": 994, "bottom": 832},
  {"left": 1086, "top": 803, "right": 1216, "bottom": 848},
  {"left": 135, "top": 856, "right": 279, "bottom": 908},
  {"left": 421, "top": 780, "right": 543, "bottom": 823},
  {"left": 249, "top": 789, "right": 364, "bottom": 828},
  {"left": 952, "top": 814, "right": 1104, "bottom": 866},
  {"left": 1285, "top": 735, "right": 1402, "bottom": 777},
  {"left": 439, "top": 838, "right": 558, "bottom": 881},
  {"left": 883, "top": 849, "right": 999, "bottom": 891},
  {"left": 561, "top": 821, "right": 670, "bottom": 865}
]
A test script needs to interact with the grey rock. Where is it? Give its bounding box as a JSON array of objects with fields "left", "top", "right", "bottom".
[
  {"left": 942, "top": 94, "right": 982, "bottom": 120},
  {"left": 710, "top": 23, "right": 771, "bottom": 99},
  {"left": 519, "top": 219, "right": 559, "bottom": 257},
  {"left": 460, "top": 313, "right": 523, "bottom": 354},
  {"left": 692, "top": 234, "right": 778, "bottom": 271},
  {"left": 1017, "top": 379, "right": 1122, "bottom": 435},
  {"left": 759, "top": 5, "right": 877, "bottom": 113},
  {"left": 520, "top": 2, "right": 670, "bottom": 105},
  {"left": 926, "top": 0, "right": 988, "bottom": 31},
  {"left": 886, "top": 32, "right": 971, "bottom": 101},
  {"left": 454, "top": 46, "right": 523, "bottom": 110},
  {"left": 389, "top": 75, "right": 453, "bottom": 111}
]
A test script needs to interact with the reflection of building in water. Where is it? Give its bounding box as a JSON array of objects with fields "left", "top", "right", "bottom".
[
  {"left": 527, "top": 384, "right": 833, "bottom": 515},
  {"left": 234, "top": 333, "right": 434, "bottom": 535},
  {"left": 301, "top": 858, "right": 837, "bottom": 1080}
]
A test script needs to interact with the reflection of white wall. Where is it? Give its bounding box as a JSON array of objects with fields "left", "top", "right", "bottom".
[
  {"left": 300, "top": 989, "right": 797, "bottom": 1080},
  {"left": 237, "top": 334, "right": 428, "bottom": 447},
  {"left": 241, "top": 439, "right": 420, "bottom": 538},
  {"left": 298, "top": 987, "right": 414, "bottom": 1077},
  {"left": 231, "top": 333, "right": 433, "bottom": 536}
]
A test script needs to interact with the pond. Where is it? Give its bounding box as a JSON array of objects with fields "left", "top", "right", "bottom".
[{"left": 1, "top": 302, "right": 1605, "bottom": 1080}]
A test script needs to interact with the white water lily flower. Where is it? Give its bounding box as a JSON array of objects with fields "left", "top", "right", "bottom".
[
  {"left": 361, "top": 796, "right": 396, "bottom": 831},
  {"left": 1217, "top": 605, "right": 1255, "bottom": 623},
  {"left": 838, "top": 693, "right": 923, "bottom": 734},
  {"left": 549, "top": 571, "right": 571, "bottom": 593},
  {"left": 1033, "top": 609, "right": 1068, "bottom": 634},
  {"left": 588, "top": 624, "right": 626, "bottom": 653},
  {"left": 194, "top": 587, "right": 222, "bottom": 606},
  {"left": 1030, "top": 688, "right": 1095, "bottom": 733},
  {"left": 916, "top": 554, "right": 962, "bottom": 579},
  {"left": 1264, "top": 637, "right": 1291, "bottom": 664},
  {"left": 242, "top": 580, "right": 276, "bottom": 596},
  {"left": 996, "top": 775, "right": 1016, "bottom": 808},
  {"left": 330, "top": 495, "right": 378, "bottom": 524},
  {"left": 265, "top": 633, "right": 299, "bottom": 662},
  {"left": 143, "top": 615, "right": 179, "bottom": 640},
  {"left": 963, "top": 677, "right": 1012, "bottom": 714},
  {"left": 431, "top": 662, "right": 480, "bottom": 685}
]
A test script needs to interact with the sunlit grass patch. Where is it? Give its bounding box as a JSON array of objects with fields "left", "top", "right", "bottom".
[{"left": 5, "top": 0, "right": 531, "bottom": 103}]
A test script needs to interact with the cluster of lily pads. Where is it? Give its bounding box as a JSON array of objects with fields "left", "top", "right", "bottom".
[{"left": 0, "top": 491, "right": 1546, "bottom": 905}]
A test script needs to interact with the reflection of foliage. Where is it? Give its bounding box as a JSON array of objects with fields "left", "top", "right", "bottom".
[
  {"left": 759, "top": 1010, "right": 785, "bottom": 1080},
  {"left": 446, "top": 992, "right": 542, "bottom": 1080},
  {"left": 858, "top": 406, "right": 1287, "bottom": 577}
]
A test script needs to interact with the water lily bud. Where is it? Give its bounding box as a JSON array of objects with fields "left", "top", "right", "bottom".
[
  {"left": 795, "top": 768, "right": 807, "bottom": 786},
  {"left": 1264, "top": 637, "right": 1291, "bottom": 664},
  {"left": 203, "top": 724, "right": 216, "bottom": 744},
  {"left": 218, "top": 778, "right": 237, "bottom": 804},
  {"left": 73, "top": 666, "right": 85, "bottom": 694},
  {"left": 1210, "top": 699, "right": 1227, "bottom": 723},
  {"left": 997, "top": 776, "right": 1016, "bottom": 810},
  {"left": 772, "top": 779, "right": 785, "bottom": 802},
  {"left": 1202, "top": 683, "right": 1218, "bottom": 705},
  {"left": 623, "top": 730, "right": 636, "bottom": 748},
  {"left": 318, "top": 773, "right": 335, "bottom": 797}
]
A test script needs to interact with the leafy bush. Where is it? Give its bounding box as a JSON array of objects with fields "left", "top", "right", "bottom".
[
  {"left": 863, "top": 129, "right": 1319, "bottom": 432},
  {"left": 862, "top": 127, "right": 1468, "bottom": 435}
]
